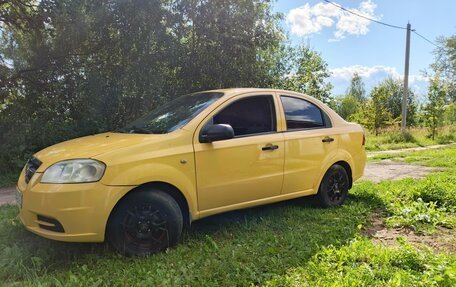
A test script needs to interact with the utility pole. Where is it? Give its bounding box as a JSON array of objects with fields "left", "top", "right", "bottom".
[{"left": 401, "top": 22, "right": 411, "bottom": 132}]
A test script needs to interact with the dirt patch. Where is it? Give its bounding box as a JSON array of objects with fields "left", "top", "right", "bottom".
[
  {"left": 0, "top": 186, "right": 16, "bottom": 206},
  {"left": 361, "top": 213, "right": 456, "bottom": 252},
  {"left": 361, "top": 160, "right": 440, "bottom": 183}
]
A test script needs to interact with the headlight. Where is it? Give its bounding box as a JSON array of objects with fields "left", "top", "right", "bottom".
[{"left": 41, "top": 159, "right": 106, "bottom": 183}]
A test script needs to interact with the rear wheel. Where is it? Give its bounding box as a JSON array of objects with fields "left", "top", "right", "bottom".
[
  {"left": 316, "top": 164, "right": 349, "bottom": 207},
  {"left": 107, "top": 190, "right": 183, "bottom": 256}
]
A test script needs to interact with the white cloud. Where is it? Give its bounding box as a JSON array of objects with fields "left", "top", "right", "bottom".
[
  {"left": 330, "top": 65, "right": 399, "bottom": 81},
  {"left": 328, "top": 65, "right": 430, "bottom": 95},
  {"left": 287, "top": 0, "right": 380, "bottom": 41},
  {"left": 329, "top": 65, "right": 428, "bottom": 84}
]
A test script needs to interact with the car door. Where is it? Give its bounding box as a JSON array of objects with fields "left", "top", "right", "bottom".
[
  {"left": 279, "top": 95, "right": 339, "bottom": 194},
  {"left": 193, "top": 93, "right": 285, "bottom": 211}
]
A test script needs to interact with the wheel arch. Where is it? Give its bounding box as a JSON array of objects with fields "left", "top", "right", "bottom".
[
  {"left": 105, "top": 181, "right": 191, "bottom": 240},
  {"left": 333, "top": 160, "right": 353, "bottom": 189},
  {"left": 314, "top": 157, "right": 354, "bottom": 193}
]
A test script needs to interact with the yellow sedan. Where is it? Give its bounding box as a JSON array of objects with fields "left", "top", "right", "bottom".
[{"left": 16, "top": 88, "right": 366, "bottom": 256}]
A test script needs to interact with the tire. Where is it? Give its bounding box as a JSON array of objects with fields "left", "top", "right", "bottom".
[
  {"left": 316, "top": 164, "right": 350, "bottom": 208},
  {"left": 107, "top": 189, "right": 183, "bottom": 256}
]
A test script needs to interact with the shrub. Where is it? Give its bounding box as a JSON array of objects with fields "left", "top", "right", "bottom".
[{"left": 386, "top": 130, "right": 416, "bottom": 143}]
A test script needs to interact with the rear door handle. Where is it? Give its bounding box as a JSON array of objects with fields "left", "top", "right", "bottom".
[
  {"left": 262, "top": 144, "right": 279, "bottom": 151},
  {"left": 322, "top": 137, "right": 334, "bottom": 143}
]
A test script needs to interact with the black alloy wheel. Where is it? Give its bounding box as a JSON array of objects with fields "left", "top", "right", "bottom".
[
  {"left": 108, "top": 190, "right": 183, "bottom": 256},
  {"left": 316, "top": 164, "right": 350, "bottom": 207}
]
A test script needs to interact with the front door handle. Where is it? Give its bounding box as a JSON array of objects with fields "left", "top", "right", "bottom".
[
  {"left": 322, "top": 137, "right": 334, "bottom": 143},
  {"left": 262, "top": 144, "right": 279, "bottom": 151}
]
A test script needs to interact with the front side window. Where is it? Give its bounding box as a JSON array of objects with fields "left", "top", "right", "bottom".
[
  {"left": 205, "top": 95, "right": 276, "bottom": 137},
  {"left": 281, "top": 96, "right": 325, "bottom": 130},
  {"left": 118, "top": 92, "right": 223, "bottom": 134}
]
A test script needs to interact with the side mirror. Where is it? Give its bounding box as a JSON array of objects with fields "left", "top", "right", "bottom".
[{"left": 200, "top": 124, "right": 234, "bottom": 143}]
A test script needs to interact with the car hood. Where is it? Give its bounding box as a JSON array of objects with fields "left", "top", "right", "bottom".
[{"left": 33, "top": 132, "right": 165, "bottom": 171}]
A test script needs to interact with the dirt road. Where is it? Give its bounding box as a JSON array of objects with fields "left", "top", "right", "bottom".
[{"left": 360, "top": 160, "right": 439, "bottom": 183}]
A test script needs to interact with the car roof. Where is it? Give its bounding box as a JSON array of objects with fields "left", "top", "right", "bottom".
[{"left": 197, "top": 88, "right": 314, "bottom": 99}]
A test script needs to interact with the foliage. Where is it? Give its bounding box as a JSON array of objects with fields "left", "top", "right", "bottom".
[
  {"left": 0, "top": 0, "right": 337, "bottom": 173},
  {"left": 347, "top": 77, "right": 417, "bottom": 132},
  {"left": 351, "top": 85, "right": 392, "bottom": 135},
  {"left": 424, "top": 77, "right": 447, "bottom": 139},
  {"left": 443, "top": 102, "right": 456, "bottom": 125},
  {"left": 380, "top": 77, "right": 417, "bottom": 126},
  {"left": 430, "top": 35, "right": 456, "bottom": 103},
  {"left": 334, "top": 94, "right": 360, "bottom": 120},
  {"left": 365, "top": 126, "right": 455, "bottom": 151},
  {"left": 346, "top": 72, "right": 366, "bottom": 102},
  {"left": 279, "top": 45, "right": 333, "bottom": 104}
]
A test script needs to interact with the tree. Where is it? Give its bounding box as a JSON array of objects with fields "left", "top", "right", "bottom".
[
  {"left": 379, "top": 77, "right": 417, "bottom": 126},
  {"left": 334, "top": 95, "right": 359, "bottom": 120},
  {"left": 174, "top": 0, "right": 286, "bottom": 91},
  {"left": 430, "top": 35, "right": 456, "bottom": 103},
  {"left": 346, "top": 73, "right": 366, "bottom": 102},
  {"left": 280, "top": 45, "right": 333, "bottom": 104},
  {"left": 333, "top": 73, "right": 365, "bottom": 120},
  {"left": 443, "top": 103, "right": 456, "bottom": 125},
  {"left": 0, "top": 0, "right": 287, "bottom": 172},
  {"left": 351, "top": 86, "right": 392, "bottom": 135},
  {"left": 423, "top": 76, "right": 447, "bottom": 140}
]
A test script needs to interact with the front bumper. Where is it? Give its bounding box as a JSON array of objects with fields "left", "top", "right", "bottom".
[{"left": 17, "top": 170, "right": 134, "bottom": 242}]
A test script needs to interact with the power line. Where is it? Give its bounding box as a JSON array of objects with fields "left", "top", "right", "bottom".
[
  {"left": 322, "top": 0, "right": 406, "bottom": 30},
  {"left": 412, "top": 30, "right": 439, "bottom": 48},
  {"left": 322, "top": 0, "right": 440, "bottom": 48}
]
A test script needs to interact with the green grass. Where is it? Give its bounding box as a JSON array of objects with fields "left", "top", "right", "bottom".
[
  {"left": 263, "top": 238, "right": 456, "bottom": 287},
  {"left": 0, "top": 147, "right": 455, "bottom": 286},
  {"left": 365, "top": 147, "right": 456, "bottom": 233},
  {"left": 0, "top": 200, "right": 373, "bottom": 286},
  {"left": 365, "top": 126, "right": 456, "bottom": 151}
]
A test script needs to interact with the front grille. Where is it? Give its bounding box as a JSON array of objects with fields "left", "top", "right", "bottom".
[
  {"left": 37, "top": 215, "right": 65, "bottom": 233},
  {"left": 25, "top": 157, "right": 42, "bottom": 183}
]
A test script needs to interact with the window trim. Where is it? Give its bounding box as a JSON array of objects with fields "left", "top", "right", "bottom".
[
  {"left": 199, "top": 94, "right": 278, "bottom": 142},
  {"left": 280, "top": 95, "right": 332, "bottom": 132}
]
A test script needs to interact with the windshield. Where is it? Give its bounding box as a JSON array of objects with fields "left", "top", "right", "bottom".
[{"left": 118, "top": 92, "right": 224, "bottom": 134}]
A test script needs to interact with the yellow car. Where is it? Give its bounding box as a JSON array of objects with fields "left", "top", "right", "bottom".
[{"left": 17, "top": 88, "right": 366, "bottom": 256}]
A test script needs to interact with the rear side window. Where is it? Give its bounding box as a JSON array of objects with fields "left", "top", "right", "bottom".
[
  {"left": 280, "top": 96, "right": 326, "bottom": 130},
  {"left": 209, "top": 95, "right": 276, "bottom": 137}
]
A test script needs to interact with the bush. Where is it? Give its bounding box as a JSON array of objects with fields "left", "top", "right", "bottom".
[
  {"left": 386, "top": 130, "right": 416, "bottom": 143},
  {"left": 437, "top": 133, "right": 455, "bottom": 144}
]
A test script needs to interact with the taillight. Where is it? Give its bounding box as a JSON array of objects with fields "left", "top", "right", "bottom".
[{"left": 362, "top": 133, "right": 366, "bottom": 146}]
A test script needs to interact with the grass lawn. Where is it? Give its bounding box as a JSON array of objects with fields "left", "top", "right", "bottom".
[
  {"left": 0, "top": 148, "right": 455, "bottom": 286},
  {"left": 365, "top": 126, "right": 456, "bottom": 151}
]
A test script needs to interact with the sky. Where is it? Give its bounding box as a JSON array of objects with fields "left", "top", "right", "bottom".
[{"left": 273, "top": 0, "right": 456, "bottom": 98}]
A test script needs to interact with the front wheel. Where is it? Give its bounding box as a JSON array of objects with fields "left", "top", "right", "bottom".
[
  {"left": 107, "top": 190, "right": 183, "bottom": 256},
  {"left": 316, "top": 164, "right": 350, "bottom": 208}
]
